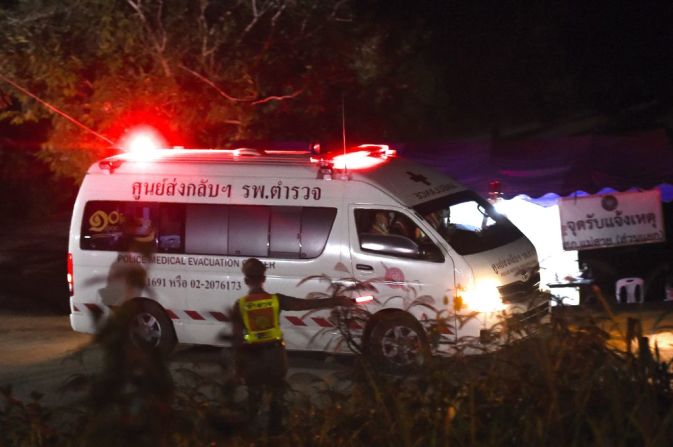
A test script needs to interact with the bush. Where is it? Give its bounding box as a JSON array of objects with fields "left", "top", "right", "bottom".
[{"left": 2, "top": 304, "right": 673, "bottom": 446}]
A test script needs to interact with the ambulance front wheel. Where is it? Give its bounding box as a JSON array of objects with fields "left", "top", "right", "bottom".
[
  {"left": 367, "top": 313, "right": 429, "bottom": 373},
  {"left": 127, "top": 300, "right": 177, "bottom": 355}
]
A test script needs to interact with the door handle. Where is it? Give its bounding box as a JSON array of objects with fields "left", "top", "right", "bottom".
[
  {"left": 334, "top": 279, "right": 357, "bottom": 287},
  {"left": 356, "top": 264, "right": 373, "bottom": 271}
]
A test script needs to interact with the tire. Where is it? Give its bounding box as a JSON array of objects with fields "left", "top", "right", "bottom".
[
  {"left": 127, "top": 301, "right": 177, "bottom": 355},
  {"left": 367, "top": 313, "right": 429, "bottom": 373}
]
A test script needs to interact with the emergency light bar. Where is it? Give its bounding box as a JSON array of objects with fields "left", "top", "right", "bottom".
[
  {"left": 96, "top": 139, "right": 395, "bottom": 175},
  {"left": 311, "top": 144, "right": 397, "bottom": 171}
]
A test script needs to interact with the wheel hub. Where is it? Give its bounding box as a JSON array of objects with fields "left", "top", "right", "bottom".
[
  {"left": 380, "top": 325, "right": 421, "bottom": 367},
  {"left": 131, "top": 312, "right": 162, "bottom": 346}
]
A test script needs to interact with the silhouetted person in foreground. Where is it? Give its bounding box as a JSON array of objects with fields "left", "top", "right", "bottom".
[{"left": 230, "top": 258, "right": 352, "bottom": 435}]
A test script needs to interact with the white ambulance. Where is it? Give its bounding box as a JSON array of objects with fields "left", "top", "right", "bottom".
[{"left": 68, "top": 144, "right": 545, "bottom": 370}]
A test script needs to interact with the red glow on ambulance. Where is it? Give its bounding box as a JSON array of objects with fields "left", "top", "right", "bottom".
[
  {"left": 327, "top": 144, "right": 396, "bottom": 170},
  {"left": 331, "top": 151, "right": 384, "bottom": 169},
  {"left": 103, "top": 104, "right": 186, "bottom": 152},
  {"left": 120, "top": 126, "right": 166, "bottom": 154}
]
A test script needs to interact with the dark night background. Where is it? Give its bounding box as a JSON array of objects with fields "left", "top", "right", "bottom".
[
  {"left": 3, "top": 2, "right": 673, "bottom": 181},
  {"left": 3, "top": 7, "right": 673, "bottom": 446},
  {"left": 2, "top": 1, "right": 673, "bottom": 309},
  {"left": 3, "top": 2, "right": 673, "bottom": 195}
]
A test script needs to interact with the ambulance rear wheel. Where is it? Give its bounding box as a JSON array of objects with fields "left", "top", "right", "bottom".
[
  {"left": 367, "top": 313, "right": 428, "bottom": 373},
  {"left": 128, "top": 301, "right": 177, "bottom": 355}
]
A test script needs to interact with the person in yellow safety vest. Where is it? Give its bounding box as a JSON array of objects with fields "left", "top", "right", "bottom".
[{"left": 230, "top": 257, "right": 353, "bottom": 435}]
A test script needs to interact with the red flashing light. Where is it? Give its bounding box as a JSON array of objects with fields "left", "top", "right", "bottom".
[
  {"left": 315, "top": 144, "right": 396, "bottom": 170},
  {"left": 67, "top": 253, "right": 74, "bottom": 296},
  {"left": 332, "top": 150, "right": 384, "bottom": 170},
  {"left": 119, "top": 126, "right": 166, "bottom": 154},
  {"left": 355, "top": 295, "right": 374, "bottom": 304},
  {"left": 488, "top": 179, "right": 502, "bottom": 202}
]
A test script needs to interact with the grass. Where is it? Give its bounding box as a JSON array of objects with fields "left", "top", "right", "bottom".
[{"left": 2, "top": 299, "right": 673, "bottom": 446}]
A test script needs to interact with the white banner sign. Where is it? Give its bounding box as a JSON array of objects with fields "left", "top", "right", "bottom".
[{"left": 559, "top": 190, "right": 665, "bottom": 251}]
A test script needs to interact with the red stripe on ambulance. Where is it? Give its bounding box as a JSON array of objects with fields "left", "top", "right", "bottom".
[
  {"left": 185, "top": 310, "right": 205, "bottom": 320},
  {"left": 79, "top": 305, "right": 354, "bottom": 329},
  {"left": 312, "top": 317, "right": 334, "bottom": 328},
  {"left": 84, "top": 303, "right": 103, "bottom": 313},
  {"left": 285, "top": 316, "right": 307, "bottom": 326},
  {"left": 210, "top": 311, "right": 229, "bottom": 322},
  {"left": 348, "top": 320, "right": 363, "bottom": 330}
]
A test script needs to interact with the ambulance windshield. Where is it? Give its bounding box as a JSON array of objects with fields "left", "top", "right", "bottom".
[{"left": 414, "top": 191, "right": 524, "bottom": 255}]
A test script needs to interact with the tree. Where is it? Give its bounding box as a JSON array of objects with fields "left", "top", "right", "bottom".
[
  {"left": 0, "top": 0, "right": 360, "bottom": 181},
  {"left": 4, "top": 0, "right": 672, "bottom": 185}
]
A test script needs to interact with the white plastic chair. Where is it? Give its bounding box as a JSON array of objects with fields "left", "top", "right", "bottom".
[
  {"left": 665, "top": 285, "right": 673, "bottom": 302},
  {"left": 616, "top": 277, "right": 644, "bottom": 304}
]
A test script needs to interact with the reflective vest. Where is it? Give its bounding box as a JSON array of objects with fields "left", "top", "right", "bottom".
[{"left": 238, "top": 293, "right": 283, "bottom": 345}]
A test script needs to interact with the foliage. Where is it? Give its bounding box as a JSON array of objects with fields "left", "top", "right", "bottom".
[
  {"left": 0, "top": 0, "right": 361, "bottom": 181},
  {"left": 3, "top": 1, "right": 673, "bottom": 183},
  {"left": 3, "top": 300, "right": 673, "bottom": 446}
]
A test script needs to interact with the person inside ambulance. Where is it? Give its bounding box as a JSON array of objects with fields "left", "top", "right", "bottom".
[
  {"left": 230, "top": 258, "right": 353, "bottom": 434},
  {"left": 370, "top": 211, "right": 391, "bottom": 235},
  {"left": 390, "top": 212, "right": 421, "bottom": 240},
  {"left": 122, "top": 213, "right": 157, "bottom": 251},
  {"left": 369, "top": 211, "right": 418, "bottom": 240},
  {"left": 359, "top": 210, "right": 442, "bottom": 261},
  {"left": 424, "top": 209, "right": 458, "bottom": 241}
]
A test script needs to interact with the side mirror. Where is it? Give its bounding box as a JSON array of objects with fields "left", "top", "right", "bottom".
[{"left": 360, "top": 233, "right": 422, "bottom": 258}]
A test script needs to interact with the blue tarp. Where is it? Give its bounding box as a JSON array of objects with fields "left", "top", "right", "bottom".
[{"left": 403, "top": 130, "right": 673, "bottom": 206}]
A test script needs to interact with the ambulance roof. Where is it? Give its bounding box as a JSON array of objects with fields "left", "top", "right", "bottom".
[{"left": 91, "top": 148, "right": 467, "bottom": 207}]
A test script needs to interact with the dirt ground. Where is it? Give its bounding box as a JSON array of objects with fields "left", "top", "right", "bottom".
[
  {"left": 0, "top": 311, "right": 350, "bottom": 407},
  {"left": 0, "top": 312, "right": 95, "bottom": 404}
]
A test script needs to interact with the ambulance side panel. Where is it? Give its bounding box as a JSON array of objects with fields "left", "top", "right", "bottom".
[
  {"left": 70, "top": 167, "right": 351, "bottom": 351},
  {"left": 69, "top": 152, "right": 543, "bottom": 357}
]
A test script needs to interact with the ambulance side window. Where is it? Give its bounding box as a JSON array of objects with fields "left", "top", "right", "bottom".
[
  {"left": 228, "top": 206, "right": 270, "bottom": 257},
  {"left": 355, "top": 209, "right": 428, "bottom": 240},
  {"left": 270, "top": 207, "right": 301, "bottom": 258},
  {"left": 300, "top": 207, "right": 338, "bottom": 258},
  {"left": 158, "top": 204, "right": 184, "bottom": 253},
  {"left": 81, "top": 201, "right": 158, "bottom": 252},
  {"left": 185, "top": 204, "right": 228, "bottom": 255},
  {"left": 354, "top": 208, "right": 443, "bottom": 262},
  {"left": 82, "top": 201, "right": 337, "bottom": 259}
]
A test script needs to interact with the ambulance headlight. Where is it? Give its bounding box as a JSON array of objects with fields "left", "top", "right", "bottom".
[{"left": 461, "top": 279, "right": 506, "bottom": 313}]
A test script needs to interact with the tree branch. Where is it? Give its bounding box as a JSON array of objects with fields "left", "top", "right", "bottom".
[
  {"left": 156, "top": 0, "right": 167, "bottom": 51},
  {"left": 179, "top": 65, "right": 303, "bottom": 105},
  {"left": 331, "top": 0, "right": 353, "bottom": 22},
  {"left": 251, "top": 90, "right": 304, "bottom": 105},
  {"left": 179, "top": 65, "right": 250, "bottom": 102},
  {"left": 0, "top": 73, "right": 114, "bottom": 145},
  {"left": 126, "top": 0, "right": 172, "bottom": 77},
  {"left": 270, "top": 1, "right": 287, "bottom": 28}
]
